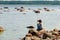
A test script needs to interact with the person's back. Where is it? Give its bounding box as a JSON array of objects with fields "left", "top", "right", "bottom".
[
  {"left": 37, "top": 19, "right": 42, "bottom": 31},
  {"left": 37, "top": 23, "right": 42, "bottom": 31}
]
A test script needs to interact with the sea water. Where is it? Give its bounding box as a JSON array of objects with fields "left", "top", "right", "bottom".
[{"left": 0, "top": 5, "right": 60, "bottom": 40}]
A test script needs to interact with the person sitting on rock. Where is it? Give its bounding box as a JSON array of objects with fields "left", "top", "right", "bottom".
[{"left": 37, "top": 19, "right": 43, "bottom": 31}]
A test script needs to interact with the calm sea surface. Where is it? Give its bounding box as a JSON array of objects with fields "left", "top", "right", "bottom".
[{"left": 0, "top": 5, "right": 60, "bottom": 40}]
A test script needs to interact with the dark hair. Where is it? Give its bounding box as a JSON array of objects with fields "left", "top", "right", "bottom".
[{"left": 37, "top": 19, "right": 42, "bottom": 23}]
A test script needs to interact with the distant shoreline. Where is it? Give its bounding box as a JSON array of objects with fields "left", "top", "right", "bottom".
[{"left": 0, "top": 1, "right": 60, "bottom": 5}]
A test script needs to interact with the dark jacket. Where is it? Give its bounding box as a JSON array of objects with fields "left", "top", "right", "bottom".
[{"left": 37, "top": 23, "right": 42, "bottom": 31}]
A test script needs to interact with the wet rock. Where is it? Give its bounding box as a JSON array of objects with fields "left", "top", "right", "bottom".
[
  {"left": 21, "top": 7, "right": 24, "bottom": 9},
  {"left": 44, "top": 8, "right": 47, "bottom": 10},
  {"left": 46, "top": 9, "right": 50, "bottom": 11},
  {"left": 0, "top": 26, "right": 4, "bottom": 33},
  {"left": 33, "top": 10, "right": 40, "bottom": 13},
  {"left": 4, "top": 7, "right": 8, "bottom": 9},
  {"left": 0, "top": 27, "right": 4, "bottom": 32},
  {"left": 20, "top": 9, "right": 23, "bottom": 12},
  {"left": 27, "top": 26, "right": 34, "bottom": 28},
  {"left": 3, "top": 7, "right": 10, "bottom": 12},
  {"left": 44, "top": 8, "right": 50, "bottom": 12},
  {"left": 20, "top": 7, "right": 25, "bottom": 12},
  {"left": 20, "top": 9, "right": 25, "bottom": 12},
  {"left": 15, "top": 7, "right": 17, "bottom": 9}
]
